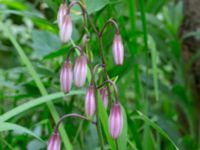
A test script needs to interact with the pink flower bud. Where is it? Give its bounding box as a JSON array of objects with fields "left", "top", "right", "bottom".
[
  {"left": 112, "top": 33, "right": 124, "bottom": 65},
  {"left": 100, "top": 87, "right": 108, "bottom": 109},
  {"left": 109, "top": 103, "right": 123, "bottom": 139},
  {"left": 60, "top": 60, "right": 73, "bottom": 93},
  {"left": 57, "top": 3, "right": 68, "bottom": 29},
  {"left": 59, "top": 14, "right": 72, "bottom": 43},
  {"left": 48, "top": 132, "right": 61, "bottom": 150},
  {"left": 85, "top": 85, "right": 96, "bottom": 116},
  {"left": 74, "top": 55, "right": 87, "bottom": 87}
]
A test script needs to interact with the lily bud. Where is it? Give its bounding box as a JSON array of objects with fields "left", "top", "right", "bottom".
[
  {"left": 74, "top": 55, "right": 87, "bottom": 87},
  {"left": 109, "top": 103, "right": 123, "bottom": 139},
  {"left": 59, "top": 14, "right": 72, "bottom": 43},
  {"left": 85, "top": 85, "right": 96, "bottom": 116},
  {"left": 100, "top": 87, "right": 108, "bottom": 109},
  {"left": 112, "top": 33, "right": 124, "bottom": 65},
  {"left": 47, "top": 132, "right": 61, "bottom": 150},
  {"left": 57, "top": 3, "right": 68, "bottom": 29},
  {"left": 60, "top": 60, "right": 73, "bottom": 93}
]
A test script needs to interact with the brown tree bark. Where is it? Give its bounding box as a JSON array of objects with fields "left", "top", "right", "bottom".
[
  {"left": 182, "top": 0, "right": 200, "bottom": 86},
  {"left": 181, "top": 0, "right": 200, "bottom": 144}
]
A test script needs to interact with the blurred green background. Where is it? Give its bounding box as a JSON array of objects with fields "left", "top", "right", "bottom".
[{"left": 0, "top": 0, "right": 200, "bottom": 150}]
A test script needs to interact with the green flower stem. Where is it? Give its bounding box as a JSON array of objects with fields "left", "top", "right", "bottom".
[
  {"left": 70, "top": 39, "right": 105, "bottom": 150},
  {"left": 93, "top": 77, "right": 105, "bottom": 150}
]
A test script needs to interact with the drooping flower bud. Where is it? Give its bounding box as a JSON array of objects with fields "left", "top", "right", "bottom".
[
  {"left": 60, "top": 60, "right": 73, "bottom": 93},
  {"left": 109, "top": 103, "right": 123, "bottom": 139},
  {"left": 57, "top": 3, "right": 68, "bottom": 29},
  {"left": 100, "top": 87, "right": 108, "bottom": 109},
  {"left": 74, "top": 55, "right": 87, "bottom": 87},
  {"left": 47, "top": 132, "right": 61, "bottom": 150},
  {"left": 85, "top": 85, "right": 96, "bottom": 116},
  {"left": 112, "top": 33, "right": 124, "bottom": 65},
  {"left": 59, "top": 14, "right": 72, "bottom": 43}
]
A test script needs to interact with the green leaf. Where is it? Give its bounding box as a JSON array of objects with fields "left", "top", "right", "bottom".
[
  {"left": 85, "top": 0, "right": 109, "bottom": 14},
  {"left": 133, "top": 111, "right": 179, "bottom": 150},
  {"left": 43, "top": 45, "right": 71, "bottom": 60},
  {"left": 31, "top": 30, "right": 62, "bottom": 58},
  {"left": 0, "top": 91, "right": 83, "bottom": 122},
  {"left": 0, "top": 122, "right": 44, "bottom": 143}
]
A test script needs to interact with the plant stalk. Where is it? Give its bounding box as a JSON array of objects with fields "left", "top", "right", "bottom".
[{"left": 91, "top": 66, "right": 105, "bottom": 150}]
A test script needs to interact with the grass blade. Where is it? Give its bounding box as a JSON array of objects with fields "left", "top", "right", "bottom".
[
  {"left": 149, "top": 36, "right": 159, "bottom": 101},
  {"left": 1, "top": 24, "right": 72, "bottom": 150},
  {"left": 133, "top": 111, "right": 179, "bottom": 150},
  {"left": 0, "top": 122, "right": 44, "bottom": 143},
  {"left": 98, "top": 94, "right": 116, "bottom": 150},
  {"left": 0, "top": 91, "right": 83, "bottom": 122}
]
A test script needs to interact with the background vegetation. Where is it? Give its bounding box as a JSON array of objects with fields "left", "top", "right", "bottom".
[{"left": 0, "top": 0, "right": 199, "bottom": 149}]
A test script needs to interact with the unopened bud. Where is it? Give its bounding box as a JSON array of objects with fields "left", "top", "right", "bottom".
[
  {"left": 60, "top": 60, "right": 73, "bottom": 93},
  {"left": 47, "top": 132, "right": 61, "bottom": 150},
  {"left": 57, "top": 3, "right": 68, "bottom": 29},
  {"left": 59, "top": 14, "right": 72, "bottom": 43},
  {"left": 112, "top": 33, "right": 124, "bottom": 65},
  {"left": 85, "top": 85, "right": 96, "bottom": 116},
  {"left": 74, "top": 55, "right": 87, "bottom": 87},
  {"left": 100, "top": 87, "right": 108, "bottom": 109},
  {"left": 109, "top": 103, "right": 123, "bottom": 139}
]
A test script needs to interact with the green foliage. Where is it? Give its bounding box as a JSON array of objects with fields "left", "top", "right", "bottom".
[{"left": 0, "top": 0, "right": 198, "bottom": 150}]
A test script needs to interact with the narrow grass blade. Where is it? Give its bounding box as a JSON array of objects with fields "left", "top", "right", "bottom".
[
  {"left": 1, "top": 24, "right": 72, "bottom": 150},
  {"left": 0, "top": 122, "right": 44, "bottom": 143},
  {"left": 98, "top": 94, "right": 116, "bottom": 150},
  {"left": 0, "top": 91, "right": 83, "bottom": 122},
  {"left": 133, "top": 111, "right": 179, "bottom": 150},
  {"left": 149, "top": 36, "right": 159, "bottom": 101}
]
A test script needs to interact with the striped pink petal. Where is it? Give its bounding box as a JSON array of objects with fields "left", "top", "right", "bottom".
[
  {"left": 85, "top": 85, "right": 96, "bottom": 116},
  {"left": 100, "top": 87, "right": 108, "bottom": 109},
  {"left": 59, "top": 14, "right": 72, "bottom": 43},
  {"left": 57, "top": 3, "right": 68, "bottom": 29},
  {"left": 48, "top": 132, "right": 61, "bottom": 150},
  {"left": 112, "top": 33, "right": 124, "bottom": 65},
  {"left": 74, "top": 55, "right": 87, "bottom": 87},
  {"left": 109, "top": 103, "right": 123, "bottom": 139},
  {"left": 60, "top": 60, "right": 73, "bottom": 93}
]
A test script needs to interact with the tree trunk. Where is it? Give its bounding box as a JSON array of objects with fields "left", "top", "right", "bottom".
[
  {"left": 182, "top": 0, "right": 200, "bottom": 86},
  {"left": 181, "top": 0, "right": 200, "bottom": 145}
]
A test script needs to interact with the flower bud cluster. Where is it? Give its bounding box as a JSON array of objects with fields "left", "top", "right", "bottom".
[
  {"left": 57, "top": 3, "right": 72, "bottom": 43},
  {"left": 48, "top": 1, "right": 125, "bottom": 149},
  {"left": 60, "top": 54, "right": 88, "bottom": 93}
]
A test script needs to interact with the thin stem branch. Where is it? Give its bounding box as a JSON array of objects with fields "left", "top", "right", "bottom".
[
  {"left": 92, "top": 80, "right": 105, "bottom": 150},
  {"left": 98, "top": 36, "right": 113, "bottom": 108},
  {"left": 67, "top": 1, "right": 86, "bottom": 16},
  {"left": 115, "top": 140, "right": 119, "bottom": 150},
  {"left": 66, "top": 45, "right": 83, "bottom": 60},
  {"left": 62, "top": 0, "right": 66, "bottom": 4},
  {"left": 92, "top": 64, "right": 105, "bottom": 75},
  {"left": 96, "top": 18, "right": 120, "bottom": 107},
  {"left": 86, "top": 13, "right": 100, "bottom": 35},
  {"left": 67, "top": 1, "right": 88, "bottom": 29},
  {"left": 99, "top": 18, "right": 120, "bottom": 37},
  {"left": 90, "top": 63, "right": 105, "bottom": 150},
  {"left": 54, "top": 113, "right": 96, "bottom": 133},
  {"left": 81, "top": 34, "right": 89, "bottom": 48},
  {"left": 97, "top": 79, "right": 119, "bottom": 103}
]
